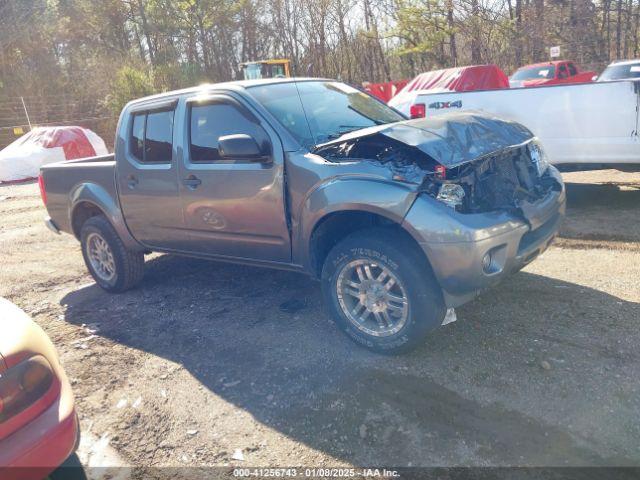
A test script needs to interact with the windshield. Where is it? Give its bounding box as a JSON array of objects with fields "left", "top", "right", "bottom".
[
  {"left": 511, "top": 65, "right": 556, "bottom": 81},
  {"left": 243, "top": 64, "right": 262, "bottom": 80},
  {"left": 598, "top": 63, "right": 640, "bottom": 81},
  {"left": 248, "top": 81, "right": 405, "bottom": 146}
]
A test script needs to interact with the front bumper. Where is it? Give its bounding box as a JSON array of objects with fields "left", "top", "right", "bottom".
[
  {"left": 0, "top": 367, "right": 79, "bottom": 480},
  {"left": 404, "top": 169, "right": 566, "bottom": 308}
]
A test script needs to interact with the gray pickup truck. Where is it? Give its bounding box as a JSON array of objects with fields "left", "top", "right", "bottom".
[{"left": 40, "top": 78, "right": 565, "bottom": 353}]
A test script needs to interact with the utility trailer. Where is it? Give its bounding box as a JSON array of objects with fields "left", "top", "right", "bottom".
[{"left": 389, "top": 80, "right": 640, "bottom": 171}]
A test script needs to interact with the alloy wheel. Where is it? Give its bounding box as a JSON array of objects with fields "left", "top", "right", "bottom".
[
  {"left": 336, "top": 259, "right": 409, "bottom": 337},
  {"left": 86, "top": 232, "right": 116, "bottom": 282}
]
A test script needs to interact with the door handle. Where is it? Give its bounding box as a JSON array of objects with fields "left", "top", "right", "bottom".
[
  {"left": 127, "top": 175, "right": 139, "bottom": 189},
  {"left": 183, "top": 175, "right": 202, "bottom": 189}
]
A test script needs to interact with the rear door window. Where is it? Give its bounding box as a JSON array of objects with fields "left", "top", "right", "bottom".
[
  {"left": 145, "top": 111, "right": 174, "bottom": 163},
  {"left": 129, "top": 109, "right": 175, "bottom": 163},
  {"left": 568, "top": 63, "right": 578, "bottom": 76}
]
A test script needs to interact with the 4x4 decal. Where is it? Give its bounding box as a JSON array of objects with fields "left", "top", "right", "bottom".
[{"left": 428, "top": 100, "right": 462, "bottom": 110}]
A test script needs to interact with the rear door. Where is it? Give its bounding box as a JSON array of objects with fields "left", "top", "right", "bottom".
[
  {"left": 116, "top": 99, "right": 185, "bottom": 250},
  {"left": 175, "top": 93, "right": 291, "bottom": 263}
]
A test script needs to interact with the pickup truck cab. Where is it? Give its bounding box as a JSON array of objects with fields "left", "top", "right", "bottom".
[
  {"left": 40, "top": 78, "right": 565, "bottom": 353},
  {"left": 597, "top": 59, "right": 640, "bottom": 82},
  {"left": 509, "top": 61, "right": 596, "bottom": 88}
]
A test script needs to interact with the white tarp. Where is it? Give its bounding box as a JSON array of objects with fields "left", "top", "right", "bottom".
[{"left": 0, "top": 126, "right": 108, "bottom": 182}]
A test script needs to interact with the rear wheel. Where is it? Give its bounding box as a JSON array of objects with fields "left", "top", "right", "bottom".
[
  {"left": 321, "top": 228, "right": 445, "bottom": 354},
  {"left": 80, "top": 215, "right": 144, "bottom": 292}
]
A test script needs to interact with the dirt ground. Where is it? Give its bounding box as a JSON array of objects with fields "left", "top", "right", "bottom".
[{"left": 1, "top": 170, "right": 639, "bottom": 471}]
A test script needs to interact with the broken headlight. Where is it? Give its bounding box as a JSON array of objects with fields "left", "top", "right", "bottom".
[
  {"left": 528, "top": 139, "right": 549, "bottom": 176},
  {"left": 436, "top": 183, "right": 465, "bottom": 209}
]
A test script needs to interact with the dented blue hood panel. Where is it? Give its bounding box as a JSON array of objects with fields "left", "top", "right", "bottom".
[{"left": 318, "top": 111, "right": 534, "bottom": 167}]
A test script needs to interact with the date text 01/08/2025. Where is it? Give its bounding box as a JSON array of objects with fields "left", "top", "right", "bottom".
[{"left": 232, "top": 468, "right": 401, "bottom": 477}]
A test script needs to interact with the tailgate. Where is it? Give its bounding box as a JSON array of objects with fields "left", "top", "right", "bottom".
[{"left": 40, "top": 154, "right": 117, "bottom": 235}]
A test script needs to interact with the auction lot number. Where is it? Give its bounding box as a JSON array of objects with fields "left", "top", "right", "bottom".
[{"left": 233, "top": 468, "right": 400, "bottom": 478}]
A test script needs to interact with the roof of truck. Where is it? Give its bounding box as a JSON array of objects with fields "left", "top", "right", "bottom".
[
  {"left": 608, "top": 59, "right": 640, "bottom": 66},
  {"left": 126, "top": 77, "right": 330, "bottom": 107}
]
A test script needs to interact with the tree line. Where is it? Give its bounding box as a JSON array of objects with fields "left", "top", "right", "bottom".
[{"left": 0, "top": 0, "right": 639, "bottom": 146}]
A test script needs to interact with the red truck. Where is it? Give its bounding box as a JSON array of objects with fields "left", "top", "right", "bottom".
[
  {"left": 509, "top": 60, "right": 596, "bottom": 88},
  {"left": 362, "top": 80, "right": 409, "bottom": 103}
]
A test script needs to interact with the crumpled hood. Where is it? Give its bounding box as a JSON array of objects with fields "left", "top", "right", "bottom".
[{"left": 317, "top": 111, "right": 533, "bottom": 168}]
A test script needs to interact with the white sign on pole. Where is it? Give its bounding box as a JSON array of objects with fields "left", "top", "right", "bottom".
[{"left": 549, "top": 46, "right": 561, "bottom": 58}]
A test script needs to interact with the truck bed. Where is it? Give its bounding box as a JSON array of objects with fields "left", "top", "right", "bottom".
[
  {"left": 390, "top": 80, "right": 640, "bottom": 168},
  {"left": 40, "top": 154, "right": 117, "bottom": 235}
]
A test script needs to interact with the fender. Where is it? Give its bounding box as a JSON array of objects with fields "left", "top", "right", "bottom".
[
  {"left": 294, "top": 175, "right": 418, "bottom": 270},
  {"left": 68, "top": 182, "right": 143, "bottom": 251}
]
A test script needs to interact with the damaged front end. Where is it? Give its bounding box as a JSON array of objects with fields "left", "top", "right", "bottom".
[
  {"left": 419, "top": 141, "right": 562, "bottom": 218},
  {"left": 313, "top": 130, "right": 440, "bottom": 185},
  {"left": 313, "top": 113, "right": 562, "bottom": 223}
]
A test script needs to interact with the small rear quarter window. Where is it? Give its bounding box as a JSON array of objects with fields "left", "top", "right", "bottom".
[{"left": 131, "top": 114, "right": 145, "bottom": 161}]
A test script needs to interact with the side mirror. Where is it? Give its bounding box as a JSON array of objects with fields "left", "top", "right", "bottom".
[{"left": 218, "top": 134, "right": 266, "bottom": 160}]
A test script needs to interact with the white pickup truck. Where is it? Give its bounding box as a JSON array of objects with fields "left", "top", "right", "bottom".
[{"left": 389, "top": 80, "right": 640, "bottom": 170}]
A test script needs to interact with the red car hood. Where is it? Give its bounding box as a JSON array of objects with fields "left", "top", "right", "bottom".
[{"left": 521, "top": 78, "right": 550, "bottom": 87}]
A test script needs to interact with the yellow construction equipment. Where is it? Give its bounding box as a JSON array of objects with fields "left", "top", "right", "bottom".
[{"left": 240, "top": 59, "right": 291, "bottom": 80}]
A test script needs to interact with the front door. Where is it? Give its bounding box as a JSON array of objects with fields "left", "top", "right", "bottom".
[
  {"left": 176, "top": 94, "right": 291, "bottom": 263},
  {"left": 116, "top": 99, "right": 185, "bottom": 250}
]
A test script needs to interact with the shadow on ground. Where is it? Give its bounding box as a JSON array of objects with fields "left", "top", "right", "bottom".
[
  {"left": 0, "top": 179, "right": 36, "bottom": 188},
  {"left": 560, "top": 182, "right": 640, "bottom": 244},
  {"left": 564, "top": 181, "right": 640, "bottom": 210},
  {"left": 60, "top": 251, "right": 640, "bottom": 467}
]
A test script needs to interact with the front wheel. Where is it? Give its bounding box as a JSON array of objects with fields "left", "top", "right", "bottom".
[
  {"left": 321, "top": 228, "right": 446, "bottom": 354},
  {"left": 80, "top": 215, "right": 144, "bottom": 293}
]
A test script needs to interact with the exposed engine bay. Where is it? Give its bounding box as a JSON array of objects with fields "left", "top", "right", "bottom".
[
  {"left": 314, "top": 131, "right": 562, "bottom": 216},
  {"left": 420, "top": 143, "right": 562, "bottom": 214},
  {"left": 314, "top": 133, "right": 439, "bottom": 185}
]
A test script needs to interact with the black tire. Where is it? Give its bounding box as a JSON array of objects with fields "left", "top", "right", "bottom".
[
  {"left": 80, "top": 215, "right": 144, "bottom": 293},
  {"left": 321, "top": 227, "right": 445, "bottom": 354}
]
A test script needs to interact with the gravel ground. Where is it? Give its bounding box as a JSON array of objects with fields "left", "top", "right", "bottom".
[{"left": 0, "top": 170, "right": 639, "bottom": 470}]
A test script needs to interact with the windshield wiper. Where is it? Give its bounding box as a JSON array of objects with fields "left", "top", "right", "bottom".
[
  {"left": 325, "top": 125, "right": 372, "bottom": 140},
  {"left": 347, "top": 105, "right": 387, "bottom": 125}
]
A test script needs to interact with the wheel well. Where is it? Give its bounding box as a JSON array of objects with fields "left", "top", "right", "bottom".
[
  {"left": 309, "top": 210, "right": 427, "bottom": 277},
  {"left": 71, "top": 202, "right": 105, "bottom": 239}
]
